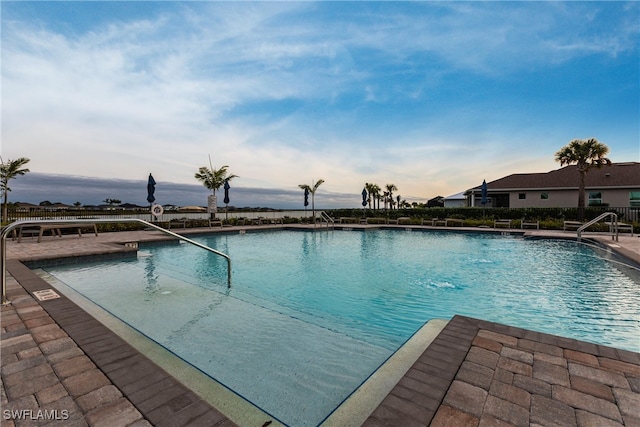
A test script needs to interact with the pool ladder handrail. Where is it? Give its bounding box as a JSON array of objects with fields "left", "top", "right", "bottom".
[
  {"left": 1, "top": 218, "right": 232, "bottom": 306},
  {"left": 318, "top": 211, "right": 335, "bottom": 229},
  {"left": 577, "top": 212, "right": 618, "bottom": 241}
]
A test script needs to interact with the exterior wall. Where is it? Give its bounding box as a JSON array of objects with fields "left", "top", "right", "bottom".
[
  {"left": 508, "top": 190, "right": 575, "bottom": 208},
  {"left": 605, "top": 189, "right": 639, "bottom": 207},
  {"left": 469, "top": 195, "right": 498, "bottom": 207},
  {"left": 504, "top": 188, "right": 638, "bottom": 208},
  {"left": 444, "top": 198, "right": 466, "bottom": 208}
]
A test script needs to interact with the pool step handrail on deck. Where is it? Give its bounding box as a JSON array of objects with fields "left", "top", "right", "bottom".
[
  {"left": 1, "top": 218, "right": 232, "bottom": 306},
  {"left": 577, "top": 211, "right": 618, "bottom": 241},
  {"left": 318, "top": 211, "right": 335, "bottom": 229}
]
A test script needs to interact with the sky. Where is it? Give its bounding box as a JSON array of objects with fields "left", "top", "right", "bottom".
[{"left": 1, "top": 1, "right": 639, "bottom": 209}]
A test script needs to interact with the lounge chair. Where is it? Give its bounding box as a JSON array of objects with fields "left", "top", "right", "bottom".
[
  {"left": 494, "top": 219, "right": 511, "bottom": 229},
  {"left": 520, "top": 218, "right": 539, "bottom": 230},
  {"left": 563, "top": 221, "right": 583, "bottom": 232},
  {"left": 607, "top": 221, "right": 634, "bottom": 236},
  {"left": 426, "top": 218, "right": 446, "bottom": 226}
]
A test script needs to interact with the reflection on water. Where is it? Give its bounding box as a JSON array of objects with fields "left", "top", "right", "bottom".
[{"left": 143, "top": 254, "right": 159, "bottom": 298}]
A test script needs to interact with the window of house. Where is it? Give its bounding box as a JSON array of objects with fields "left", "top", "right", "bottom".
[
  {"left": 588, "top": 192, "right": 602, "bottom": 206},
  {"left": 519, "top": 193, "right": 526, "bottom": 200},
  {"left": 540, "top": 192, "right": 549, "bottom": 200},
  {"left": 630, "top": 191, "right": 640, "bottom": 207}
]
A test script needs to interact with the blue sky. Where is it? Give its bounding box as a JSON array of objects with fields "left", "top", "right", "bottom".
[{"left": 2, "top": 1, "right": 639, "bottom": 208}]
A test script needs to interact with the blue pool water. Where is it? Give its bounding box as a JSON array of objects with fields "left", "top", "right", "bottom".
[{"left": 43, "top": 230, "right": 640, "bottom": 426}]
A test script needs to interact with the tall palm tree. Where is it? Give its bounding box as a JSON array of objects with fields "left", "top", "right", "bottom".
[
  {"left": 298, "top": 179, "right": 324, "bottom": 223},
  {"left": 385, "top": 183, "right": 398, "bottom": 210},
  {"left": 365, "top": 182, "right": 380, "bottom": 209},
  {"left": 194, "top": 165, "right": 238, "bottom": 196},
  {"left": 555, "top": 138, "right": 611, "bottom": 220},
  {"left": 195, "top": 163, "right": 237, "bottom": 219},
  {"left": 371, "top": 183, "right": 381, "bottom": 209},
  {"left": 1, "top": 157, "right": 30, "bottom": 223}
]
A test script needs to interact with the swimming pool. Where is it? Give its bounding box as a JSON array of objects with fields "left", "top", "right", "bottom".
[{"left": 42, "top": 229, "right": 640, "bottom": 426}]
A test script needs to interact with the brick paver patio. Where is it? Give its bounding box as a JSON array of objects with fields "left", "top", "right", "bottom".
[{"left": 366, "top": 316, "right": 640, "bottom": 426}]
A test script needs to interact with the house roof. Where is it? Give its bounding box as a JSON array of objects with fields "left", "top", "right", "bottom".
[
  {"left": 178, "top": 205, "right": 207, "bottom": 211},
  {"left": 444, "top": 192, "right": 466, "bottom": 200},
  {"left": 15, "top": 202, "right": 40, "bottom": 209},
  {"left": 473, "top": 162, "right": 640, "bottom": 192}
]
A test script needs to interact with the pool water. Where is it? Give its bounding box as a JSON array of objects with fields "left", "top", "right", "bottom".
[{"left": 43, "top": 230, "right": 640, "bottom": 426}]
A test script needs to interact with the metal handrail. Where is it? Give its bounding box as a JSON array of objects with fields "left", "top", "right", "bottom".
[
  {"left": 577, "top": 212, "right": 618, "bottom": 241},
  {"left": 1, "top": 218, "right": 232, "bottom": 305},
  {"left": 319, "top": 211, "right": 335, "bottom": 228}
]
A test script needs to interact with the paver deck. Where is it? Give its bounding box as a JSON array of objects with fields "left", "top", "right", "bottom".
[{"left": 1, "top": 224, "right": 639, "bottom": 426}]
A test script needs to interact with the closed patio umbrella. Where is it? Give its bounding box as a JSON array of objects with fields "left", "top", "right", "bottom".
[
  {"left": 147, "top": 173, "right": 156, "bottom": 221},
  {"left": 361, "top": 188, "right": 368, "bottom": 207},
  {"left": 223, "top": 180, "right": 230, "bottom": 220},
  {"left": 481, "top": 179, "right": 488, "bottom": 218},
  {"left": 223, "top": 180, "right": 230, "bottom": 204},
  {"left": 481, "top": 180, "right": 488, "bottom": 206},
  {"left": 147, "top": 174, "right": 156, "bottom": 204}
]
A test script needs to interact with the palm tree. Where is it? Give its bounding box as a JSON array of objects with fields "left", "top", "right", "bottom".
[
  {"left": 382, "top": 191, "right": 389, "bottom": 210},
  {"left": 385, "top": 183, "right": 398, "bottom": 210},
  {"left": 195, "top": 164, "right": 238, "bottom": 218},
  {"left": 1, "top": 157, "right": 30, "bottom": 223},
  {"left": 194, "top": 165, "right": 238, "bottom": 196},
  {"left": 298, "top": 179, "right": 324, "bottom": 223},
  {"left": 371, "top": 183, "right": 381, "bottom": 209},
  {"left": 555, "top": 138, "right": 611, "bottom": 220},
  {"left": 365, "top": 183, "right": 380, "bottom": 209}
]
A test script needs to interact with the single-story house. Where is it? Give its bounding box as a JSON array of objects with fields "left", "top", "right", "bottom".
[
  {"left": 178, "top": 205, "right": 207, "bottom": 212},
  {"left": 465, "top": 162, "right": 640, "bottom": 209},
  {"left": 16, "top": 202, "right": 73, "bottom": 211},
  {"left": 14, "top": 202, "right": 40, "bottom": 212},
  {"left": 119, "top": 203, "right": 145, "bottom": 209},
  {"left": 443, "top": 192, "right": 466, "bottom": 208},
  {"left": 426, "top": 196, "right": 444, "bottom": 208}
]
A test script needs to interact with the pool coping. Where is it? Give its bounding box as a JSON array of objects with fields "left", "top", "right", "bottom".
[{"left": 3, "top": 225, "right": 640, "bottom": 426}]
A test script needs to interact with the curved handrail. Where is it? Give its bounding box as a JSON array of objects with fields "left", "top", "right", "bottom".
[
  {"left": 1, "top": 218, "right": 232, "bottom": 305},
  {"left": 318, "top": 211, "right": 335, "bottom": 228},
  {"left": 577, "top": 212, "right": 618, "bottom": 241}
]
